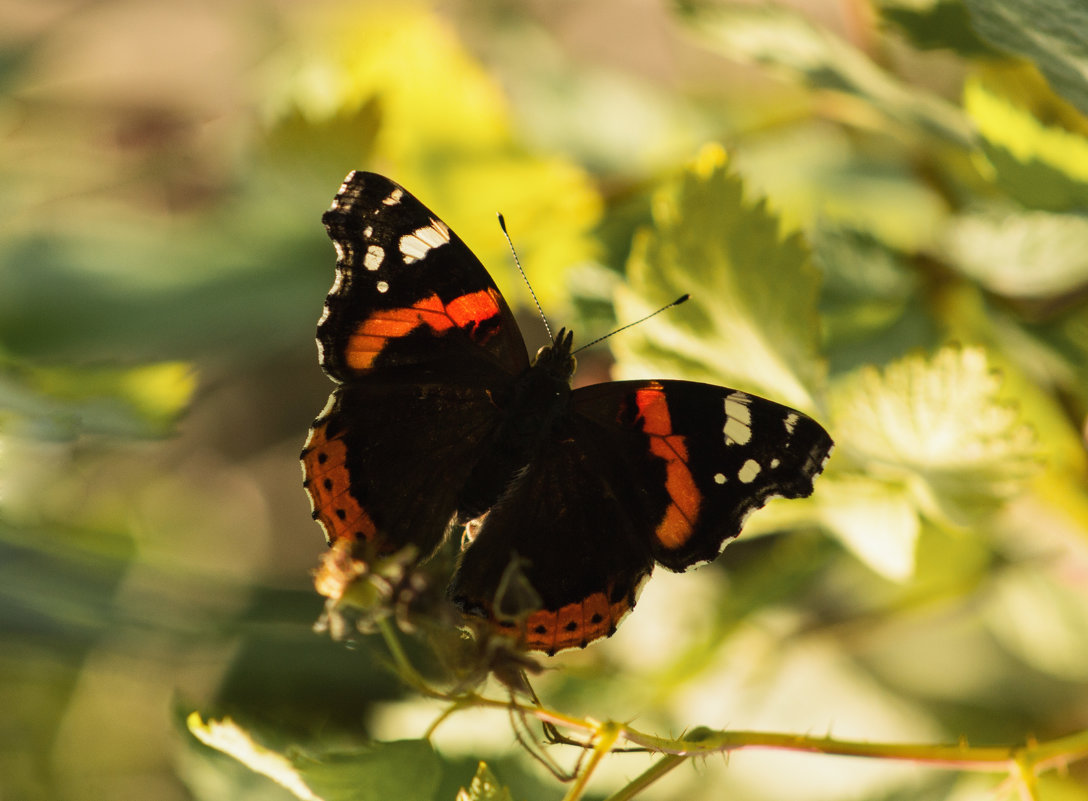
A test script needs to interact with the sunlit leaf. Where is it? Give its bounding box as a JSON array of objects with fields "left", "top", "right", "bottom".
[
  {"left": 188, "top": 714, "right": 441, "bottom": 801},
  {"left": 455, "top": 763, "right": 513, "bottom": 801},
  {"left": 965, "top": 76, "right": 1088, "bottom": 210},
  {"left": 943, "top": 207, "right": 1088, "bottom": 298},
  {"left": 188, "top": 714, "right": 323, "bottom": 801},
  {"left": 733, "top": 123, "right": 949, "bottom": 251},
  {"left": 963, "top": 0, "right": 1088, "bottom": 117},
  {"left": 262, "top": 4, "right": 600, "bottom": 310},
  {"left": 613, "top": 145, "right": 825, "bottom": 413},
  {"left": 817, "top": 477, "right": 921, "bottom": 580},
  {"left": 829, "top": 346, "right": 1039, "bottom": 526},
  {"left": 676, "top": 0, "right": 973, "bottom": 145}
]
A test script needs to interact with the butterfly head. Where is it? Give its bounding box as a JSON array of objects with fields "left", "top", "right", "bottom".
[{"left": 532, "top": 328, "right": 576, "bottom": 381}]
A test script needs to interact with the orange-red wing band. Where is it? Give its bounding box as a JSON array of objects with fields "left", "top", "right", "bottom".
[
  {"left": 301, "top": 421, "right": 378, "bottom": 546},
  {"left": 505, "top": 591, "right": 632, "bottom": 654},
  {"left": 634, "top": 385, "right": 701, "bottom": 549},
  {"left": 345, "top": 288, "right": 502, "bottom": 371}
]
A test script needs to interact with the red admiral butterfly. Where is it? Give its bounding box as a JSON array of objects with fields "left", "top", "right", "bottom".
[{"left": 302, "top": 172, "right": 833, "bottom": 654}]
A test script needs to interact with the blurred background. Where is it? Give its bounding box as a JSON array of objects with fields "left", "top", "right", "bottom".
[{"left": 3, "top": 0, "right": 1088, "bottom": 799}]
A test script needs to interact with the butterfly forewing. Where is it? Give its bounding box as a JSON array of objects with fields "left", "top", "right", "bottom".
[
  {"left": 571, "top": 380, "right": 833, "bottom": 570},
  {"left": 318, "top": 172, "right": 528, "bottom": 382}
]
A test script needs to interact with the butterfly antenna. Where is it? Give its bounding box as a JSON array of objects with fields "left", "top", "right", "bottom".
[
  {"left": 498, "top": 213, "right": 553, "bottom": 345},
  {"left": 573, "top": 294, "right": 690, "bottom": 355}
]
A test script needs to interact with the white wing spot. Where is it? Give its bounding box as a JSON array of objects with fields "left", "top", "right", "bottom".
[
  {"left": 364, "top": 245, "right": 384, "bottom": 271},
  {"left": 399, "top": 218, "right": 451, "bottom": 264},
  {"left": 723, "top": 392, "right": 753, "bottom": 446},
  {"left": 714, "top": 472, "right": 727, "bottom": 485},
  {"left": 382, "top": 188, "right": 404, "bottom": 206},
  {"left": 770, "top": 458, "right": 780, "bottom": 469},
  {"left": 738, "top": 459, "right": 762, "bottom": 484},
  {"left": 784, "top": 412, "right": 799, "bottom": 434},
  {"left": 363, "top": 225, "right": 373, "bottom": 238},
  {"left": 376, "top": 280, "right": 389, "bottom": 293}
]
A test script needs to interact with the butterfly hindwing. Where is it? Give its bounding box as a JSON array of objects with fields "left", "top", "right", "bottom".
[
  {"left": 448, "top": 414, "right": 657, "bottom": 654},
  {"left": 302, "top": 383, "right": 505, "bottom": 557}
]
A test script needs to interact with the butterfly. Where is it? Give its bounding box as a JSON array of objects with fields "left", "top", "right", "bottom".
[{"left": 301, "top": 172, "right": 833, "bottom": 655}]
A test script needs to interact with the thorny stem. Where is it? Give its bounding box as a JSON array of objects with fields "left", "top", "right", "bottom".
[
  {"left": 600, "top": 754, "right": 688, "bottom": 801},
  {"left": 560, "top": 721, "right": 622, "bottom": 801},
  {"left": 377, "top": 626, "right": 1088, "bottom": 798}
]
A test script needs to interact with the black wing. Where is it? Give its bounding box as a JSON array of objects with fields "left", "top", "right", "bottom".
[
  {"left": 572, "top": 379, "right": 833, "bottom": 570},
  {"left": 303, "top": 172, "right": 530, "bottom": 558},
  {"left": 303, "top": 382, "right": 505, "bottom": 557},
  {"left": 317, "top": 171, "right": 528, "bottom": 382},
  {"left": 448, "top": 414, "right": 657, "bottom": 655}
]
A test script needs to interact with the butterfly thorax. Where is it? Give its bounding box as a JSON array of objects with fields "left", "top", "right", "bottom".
[{"left": 454, "top": 329, "right": 576, "bottom": 523}]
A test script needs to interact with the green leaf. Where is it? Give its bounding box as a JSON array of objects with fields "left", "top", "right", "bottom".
[
  {"left": 829, "top": 346, "right": 1039, "bottom": 526},
  {"left": 612, "top": 145, "right": 825, "bottom": 412},
  {"left": 188, "top": 714, "right": 442, "bottom": 801},
  {"left": 0, "top": 359, "right": 195, "bottom": 439},
  {"left": 877, "top": 0, "right": 999, "bottom": 57},
  {"left": 298, "top": 740, "right": 441, "bottom": 801},
  {"left": 810, "top": 227, "right": 924, "bottom": 356},
  {"left": 676, "top": 1, "right": 973, "bottom": 145},
  {"left": 963, "top": 0, "right": 1088, "bottom": 118},
  {"left": 733, "top": 123, "right": 949, "bottom": 251},
  {"left": 965, "top": 76, "right": 1088, "bottom": 211},
  {"left": 942, "top": 207, "right": 1088, "bottom": 298},
  {"left": 455, "top": 763, "right": 513, "bottom": 801}
]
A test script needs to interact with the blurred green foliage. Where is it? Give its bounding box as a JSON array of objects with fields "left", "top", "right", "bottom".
[{"left": 3, "top": 0, "right": 1088, "bottom": 800}]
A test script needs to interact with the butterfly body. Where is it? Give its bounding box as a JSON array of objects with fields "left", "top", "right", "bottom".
[
  {"left": 454, "top": 329, "right": 575, "bottom": 525},
  {"left": 302, "top": 171, "right": 833, "bottom": 654}
]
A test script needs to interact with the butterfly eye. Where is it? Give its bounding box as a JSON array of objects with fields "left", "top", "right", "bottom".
[{"left": 534, "top": 345, "right": 551, "bottom": 362}]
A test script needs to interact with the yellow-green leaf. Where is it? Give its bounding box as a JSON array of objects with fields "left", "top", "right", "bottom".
[
  {"left": 455, "top": 763, "right": 513, "bottom": 801},
  {"left": 829, "top": 346, "right": 1039, "bottom": 526},
  {"left": 677, "top": 1, "right": 972, "bottom": 145},
  {"left": 964, "top": 0, "right": 1088, "bottom": 118},
  {"left": 613, "top": 145, "right": 825, "bottom": 413},
  {"left": 262, "top": 4, "right": 601, "bottom": 310},
  {"left": 943, "top": 207, "right": 1088, "bottom": 298},
  {"left": 188, "top": 714, "right": 441, "bottom": 801},
  {"left": 188, "top": 713, "right": 323, "bottom": 801},
  {"left": 817, "top": 477, "right": 921, "bottom": 581},
  {"left": 965, "top": 76, "right": 1088, "bottom": 210}
]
